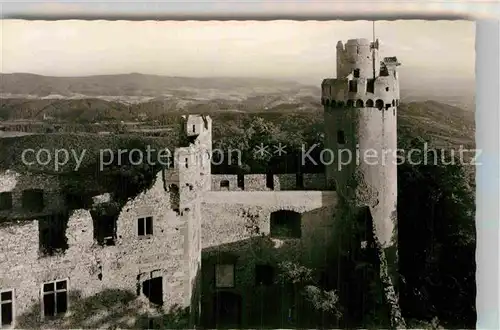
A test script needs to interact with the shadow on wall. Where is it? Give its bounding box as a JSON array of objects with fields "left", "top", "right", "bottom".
[
  {"left": 200, "top": 230, "right": 339, "bottom": 329},
  {"left": 15, "top": 289, "right": 190, "bottom": 329},
  {"left": 200, "top": 236, "right": 298, "bottom": 329}
]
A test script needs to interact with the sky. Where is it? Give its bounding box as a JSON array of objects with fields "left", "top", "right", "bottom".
[{"left": 0, "top": 19, "right": 475, "bottom": 84}]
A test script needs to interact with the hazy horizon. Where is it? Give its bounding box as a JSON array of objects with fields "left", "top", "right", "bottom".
[{"left": 1, "top": 20, "right": 475, "bottom": 85}]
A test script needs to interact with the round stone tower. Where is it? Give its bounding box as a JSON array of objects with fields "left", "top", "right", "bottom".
[{"left": 322, "top": 38, "right": 401, "bottom": 249}]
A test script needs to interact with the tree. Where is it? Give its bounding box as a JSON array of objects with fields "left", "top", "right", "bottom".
[
  {"left": 276, "top": 261, "right": 343, "bottom": 327},
  {"left": 397, "top": 130, "right": 476, "bottom": 328}
]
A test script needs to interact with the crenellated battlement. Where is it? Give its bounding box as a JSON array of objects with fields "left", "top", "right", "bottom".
[
  {"left": 321, "top": 76, "right": 399, "bottom": 109},
  {"left": 325, "top": 38, "right": 401, "bottom": 108}
]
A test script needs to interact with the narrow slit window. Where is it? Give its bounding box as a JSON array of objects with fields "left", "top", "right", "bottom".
[
  {"left": 237, "top": 174, "right": 244, "bottom": 190},
  {"left": 266, "top": 173, "right": 274, "bottom": 190},
  {"left": 348, "top": 80, "right": 357, "bottom": 93},
  {"left": 337, "top": 130, "right": 346, "bottom": 144},
  {"left": 192, "top": 124, "right": 196, "bottom": 133},
  {"left": 367, "top": 79, "right": 375, "bottom": 93}
]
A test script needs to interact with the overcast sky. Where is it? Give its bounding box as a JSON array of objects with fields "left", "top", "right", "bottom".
[{"left": 1, "top": 19, "right": 475, "bottom": 84}]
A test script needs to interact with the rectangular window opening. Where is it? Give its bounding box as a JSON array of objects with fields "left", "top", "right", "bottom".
[
  {"left": 237, "top": 174, "right": 244, "bottom": 190},
  {"left": 266, "top": 173, "right": 274, "bottom": 190},
  {"left": 92, "top": 214, "right": 117, "bottom": 246},
  {"left": 215, "top": 264, "right": 235, "bottom": 288},
  {"left": 22, "top": 189, "right": 44, "bottom": 212},
  {"left": 192, "top": 124, "right": 196, "bottom": 133},
  {"left": 220, "top": 180, "right": 230, "bottom": 190},
  {"left": 0, "top": 192, "right": 13, "bottom": 211},
  {"left": 138, "top": 216, "right": 153, "bottom": 237},
  {"left": 0, "top": 289, "right": 14, "bottom": 327},
  {"left": 348, "top": 80, "right": 357, "bottom": 93},
  {"left": 337, "top": 130, "right": 346, "bottom": 144},
  {"left": 42, "top": 280, "right": 68, "bottom": 319},
  {"left": 353, "top": 69, "right": 360, "bottom": 78},
  {"left": 39, "top": 214, "right": 69, "bottom": 256},
  {"left": 367, "top": 79, "right": 375, "bottom": 94}
]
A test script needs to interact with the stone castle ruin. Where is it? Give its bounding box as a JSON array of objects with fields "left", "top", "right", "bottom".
[{"left": 0, "top": 38, "right": 402, "bottom": 329}]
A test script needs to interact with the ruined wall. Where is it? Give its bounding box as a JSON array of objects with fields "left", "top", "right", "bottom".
[
  {"left": 0, "top": 171, "right": 192, "bottom": 328},
  {"left": 211, "top": 174, "right": 241, "bottom": 191},
  {"left": 202, "top": 191, "right": 336, "bottom": 266},
  {"left": 181, "top": 114, "right": 212, "bottom": 192},
  {"left": 199, "top": 191, "right": 337, "bottom": 327},
  {"left": 0, "top": 170, "right": 65, "bottom": 219},
  {"left": 211, "top": 174, "right": 326, "bottom": 192}
]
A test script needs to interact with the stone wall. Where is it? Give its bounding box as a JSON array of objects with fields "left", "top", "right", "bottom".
[
  {"left": 0, "top": 172, "right": 192, "bottom": 328},
  {"left": 211, "top": 174, "right": 240, "bottom": 191},
  {"left": 211, "top": 173, "right": 327, "bottom": 192},
  {"left": 199, "top": 190, "right": 337, "bottom": 327},
  {"left": 0, "top": 170, "right": 65, "bottom": 220}
]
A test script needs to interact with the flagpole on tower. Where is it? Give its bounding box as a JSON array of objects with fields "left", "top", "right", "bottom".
[
  {"left": 373, "top": 21, "right": 376, "bottom": 43},
  {"left": 372, "top": 20, "right": 376, "bottom": 79}
]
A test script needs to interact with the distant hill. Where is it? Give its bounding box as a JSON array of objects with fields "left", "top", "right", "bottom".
[
  {"left": 0, "top": 73, "right": 313, "bottom": 98},
  {"left": 0, "top": 73, "right": 474, "bottom": 113},
  {"left": 398, "top": 101, "right": 475, "bottom": 149}
]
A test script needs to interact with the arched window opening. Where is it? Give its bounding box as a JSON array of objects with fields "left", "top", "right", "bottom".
[
  {"left": 220, "top": 180, "right": 230, "bottom": 190},
  {"left": 356, "top": 99, "right": 364, "bottom": 108},
  {"left": 375, "top": 99, "right": 384, "bottom": 110},
  {"left": 366, "top": 99, "right": 374, "bottom": 108}
]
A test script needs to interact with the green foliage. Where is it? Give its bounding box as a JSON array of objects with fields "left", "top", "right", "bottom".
[
  {"left": 277, "top": 261, "right": 314, "bottom": 285},
  {"left": 302, "top": 285, "right": 342, "bottom": 319},
  {"left": 276, "top": 261, "right": 343, "bottom": 324},
  {"left": 212, "top": 112, "right": 324, "bottom": 174},
  {"left": 397, "top": 129, "right": 476, "bottom": 328}
]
